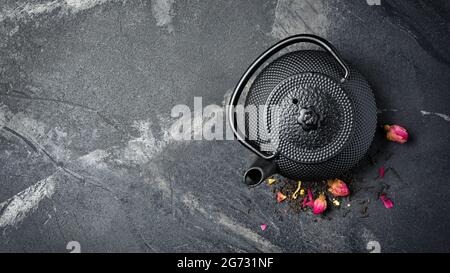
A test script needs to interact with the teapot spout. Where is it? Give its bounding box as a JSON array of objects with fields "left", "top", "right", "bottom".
[{"left": 244, "top": 158, "right": 278, "bottom": 186}]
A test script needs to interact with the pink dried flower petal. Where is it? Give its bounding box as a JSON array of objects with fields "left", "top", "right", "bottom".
[
  {"left": 302, "top": 196, "right": 308, "bottom": 208},
  {"left": 379, "top": 167, "right": 385, "bottom": 178},
  {"left": 277, "top": 192, "right": 287, "bottom": 203},
  {"left": 307, "top": 189, "right": 313, "bottom": 201},
  {"left": 305, "top": 189, "right": 314, "bottom": 207},
  {"left": 380, "top": 194, "right": 394, "bottom": 209},
  {"left": 260, "top": 224, "right": 267, "bottom": 231}
]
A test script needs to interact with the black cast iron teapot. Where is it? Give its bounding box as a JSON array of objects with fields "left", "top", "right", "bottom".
[{"left": 228, "top": 34, "right": 377, "bottom": 186}]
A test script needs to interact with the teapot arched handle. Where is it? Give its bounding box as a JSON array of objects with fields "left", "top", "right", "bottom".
[{"left": 228, "top": 34, "right": 350, "bottom": 160}]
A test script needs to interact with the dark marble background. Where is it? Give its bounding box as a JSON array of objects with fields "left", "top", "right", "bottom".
[{"left": 0, "top": 0, "right": 449, "bottom": 252}]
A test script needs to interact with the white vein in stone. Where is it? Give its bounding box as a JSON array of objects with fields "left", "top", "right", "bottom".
[
  {"left": 0, "top": 173, "right": 58, "bottom": 229},
  {"left": 181, "top": 193, "right": 281, "bottom": 253},
  {"left": 0, "top": 0, "right": 115, "bottom": 22},
  {"left": 151, "top": 0, "right": 176, "bottom": 33},
  {"left": 271, "top": 0, "right": 329, "bottom": 39},
  {"left": 421, "top": 111, "right": 450, "bottom": 122}
]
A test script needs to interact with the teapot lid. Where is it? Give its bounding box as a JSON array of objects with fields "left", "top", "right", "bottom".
[{"left": 266, "top": 73, "right": 354, "bottom": 163}]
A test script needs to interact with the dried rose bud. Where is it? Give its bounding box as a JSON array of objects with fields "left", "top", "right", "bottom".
[
  {"left": 327, "top": 179, "right": 350, "bottom": 197},
  {"left": 313, "top": 194, "right": 327, "bottom": 215},
  {"left": 380, "top": 194, "right": 394, "bottom": 209},
  {"left": 384, "top": 125, "right": 408, "bottom": 144},
  {"left": 277, "top": 192, "right": 287, "bottom": 203}
]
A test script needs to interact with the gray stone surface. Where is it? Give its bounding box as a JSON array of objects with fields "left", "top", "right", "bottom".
[{"left": 0, "top": 0, "right": 449, "bottom": 253}]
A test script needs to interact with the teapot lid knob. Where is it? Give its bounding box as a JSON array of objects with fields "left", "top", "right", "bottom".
[{"left": 266, "top": 73, "right": 354, "bottom": 164}]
